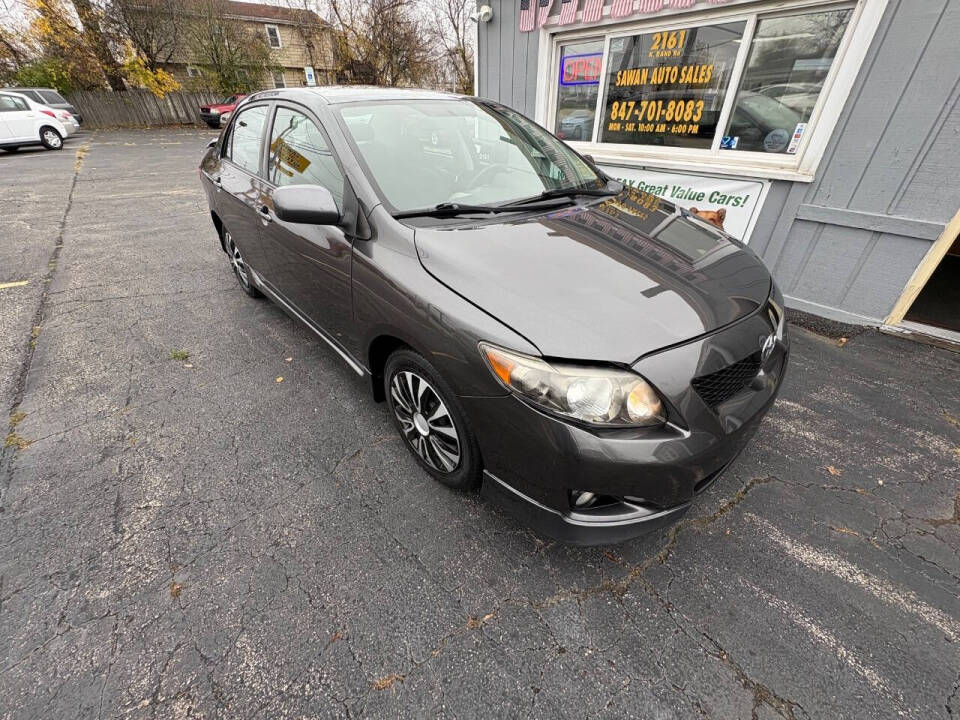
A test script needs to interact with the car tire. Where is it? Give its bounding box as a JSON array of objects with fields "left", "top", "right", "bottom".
[
  {"left": 1, "top": 146, "right": 19, "bottom": 153},
  {"left": 39, "top": 127, "right": 63, "bottom": 150},
  {"left": 224, "top": 230, "right": 263, "bottom": 298},
  {"left": 385, "top": 349, "right": 482, "bottom": 491}
]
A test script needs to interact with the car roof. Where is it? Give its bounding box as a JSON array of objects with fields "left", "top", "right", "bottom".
[
  {"left": 245, "top": 86, "right": 468, "bottom": 106},
  {"left": 0, "top": 87, "right": 56, "bottom": 93}
]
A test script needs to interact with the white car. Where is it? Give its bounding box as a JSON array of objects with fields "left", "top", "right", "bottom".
[{"left": 0, "top": 90, "right": 71, "bottom": 152}]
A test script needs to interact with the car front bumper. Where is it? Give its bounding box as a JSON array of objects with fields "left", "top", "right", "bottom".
[
  {"left": 200, "top": 111, "right": 222, "bottom": 126},
  {"left": 462, "top": 306, "right": 789, "bottom": 545}
]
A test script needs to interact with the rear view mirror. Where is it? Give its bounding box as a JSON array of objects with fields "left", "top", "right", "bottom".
[{"left": 273, "top": 185, "right": 341, "bottom": 225}]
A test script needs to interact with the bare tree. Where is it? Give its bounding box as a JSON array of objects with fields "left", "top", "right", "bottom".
[
  {"left": 185, "top": 0, "right": 275, "bottom": 92},
  {"left": 428, "top": 0, "right": 474, "bottom": 94},
  {"left": 106, "top": 0, "right": 182, "bottom": 70},
  {"left": 325, "top": 0, "right": 432, "bottom": 87}
]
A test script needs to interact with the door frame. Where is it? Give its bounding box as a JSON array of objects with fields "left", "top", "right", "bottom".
[{"left": 884, "top": 207, "right": 960, "bottom": 328}]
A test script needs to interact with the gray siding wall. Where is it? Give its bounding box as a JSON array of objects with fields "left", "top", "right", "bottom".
[
  {"left": 477, "top": 0, "right": 540, "bottom": 116},
  {"left": 755, "top": 0, "right": 960, "bottom": 324},
  {"left": 479, "top": 0, "right": 960, "bottom": 325}
]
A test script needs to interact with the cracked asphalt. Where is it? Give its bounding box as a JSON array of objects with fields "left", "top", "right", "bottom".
[{"left": 1, "top": 128, "right": 958, "bottom": 719}]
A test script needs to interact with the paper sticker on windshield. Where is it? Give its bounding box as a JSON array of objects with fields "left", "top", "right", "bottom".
[
  {"left": 720, "top": 136, "right": 739, "bottom": 150},
  {"left": 787, "top": 123, "right": 807, "bottom": 154}
]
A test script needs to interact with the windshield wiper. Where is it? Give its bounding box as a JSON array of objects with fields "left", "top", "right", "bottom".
[
  {"left": 505, "top": 181, "right": 623, "bottom": 206},
  {"left": 393, "top": 197, "right": 570, "bottom": 219}
]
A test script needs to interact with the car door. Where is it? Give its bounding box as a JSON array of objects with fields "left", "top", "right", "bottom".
[
  {"left": 0, "top": 94, "right": 17, "bottom": 140},
  {"left": 0, "top": 94, "right": 36, "bottom": 140},
  {"left": 216, "top": 103, "right": 272, "bottom": 277},
  {"left": 258, "top": 103, "right": 355, "bottom": 352}
]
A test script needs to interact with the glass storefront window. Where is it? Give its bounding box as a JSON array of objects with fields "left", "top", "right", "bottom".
[
  {"left": 722, "top": 8, "right": 853, "bottom": 153},
  {"left": 555, "top": 39, "right": 603, "bottom": 142},
  {"left": 599, "top": 21, "right": 746, "bottom": 149}
]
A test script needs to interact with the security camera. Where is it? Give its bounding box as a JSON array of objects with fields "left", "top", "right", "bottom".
[{"left": 474, "top": 4, "right": 493, "bottom": 22}]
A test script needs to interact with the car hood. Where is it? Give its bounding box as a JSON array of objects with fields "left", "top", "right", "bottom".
[{"left": 413, "top": 189, "right": 772, "bottom": 363}]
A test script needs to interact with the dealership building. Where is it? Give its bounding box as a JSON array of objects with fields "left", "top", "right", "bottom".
[{"left": 476, "top": 0, "right": 959, "bottom": 342}]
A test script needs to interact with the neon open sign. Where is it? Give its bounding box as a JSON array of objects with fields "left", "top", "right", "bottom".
[{"left": 560, "top": 53, "right": 603, "bottom": 86}]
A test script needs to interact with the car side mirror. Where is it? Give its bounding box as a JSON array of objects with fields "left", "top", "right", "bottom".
[
  {"left": 582, "top": 154, "right": 596, "bottom": 164},
  {"left": 206, "top": 139, "right": 217, "bottom": 149},
  {"left": 273, "top": 185, "right": 341, "bottom": 225}
]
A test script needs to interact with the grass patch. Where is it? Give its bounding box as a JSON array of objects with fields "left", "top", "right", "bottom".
[
  {"left": 169, "top": 349, "right": 190, "bottom": 362},
  {"left": 4, "top": 432, "right": 31, "bottom": 450}
]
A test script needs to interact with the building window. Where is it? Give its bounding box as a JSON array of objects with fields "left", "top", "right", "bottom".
[
  {"left": 272, "top": 70, "right": 286, "bottom": 88},
  {"left": 723, "top": 8, "right": 852, "bottom": 154},
  {"left": 265, "top": 24, "right": 282, "bottom": 48},
  {"left": 187, "top": 66, "right": 201, "bottom": 78},
  {"left": 554, "top": 39, "right": 603, "bottom": 142},
  {"left": 600, "top": 21, "right": 745, "bottom": 150},
  {"left": 549, "top": 1, "right": 858, "bottom": 174}
]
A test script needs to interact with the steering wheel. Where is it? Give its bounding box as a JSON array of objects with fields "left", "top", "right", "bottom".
[{"left": 468, "top": 163, "right": 510, "bottom": 191}]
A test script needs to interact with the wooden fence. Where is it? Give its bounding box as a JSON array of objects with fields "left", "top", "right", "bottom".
[{"left": 65, "top": 89, "right": 225, "bottom": 129}]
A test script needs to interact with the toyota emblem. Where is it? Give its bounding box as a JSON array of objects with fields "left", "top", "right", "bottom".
[{"left": 760, "top": 333, "right": 776, "bottom": 362}]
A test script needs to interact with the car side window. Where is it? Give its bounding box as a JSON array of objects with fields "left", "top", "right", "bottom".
[
  {"left": 226, "top": 105, "right": 268, "bottom": 175},
  {"left": 0, "top": 95, "right": 28, "bottom": 111},
  {"left": 39, "top": 90, "right": 66, "bottom": 104},
  {"left": 267, "top": 107, "right": 344, "bottom": 207}
]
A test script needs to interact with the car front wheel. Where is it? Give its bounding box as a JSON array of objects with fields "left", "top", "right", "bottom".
[
  {"left": 385, "top": 349, "right": 482, "bottom": 491},
  {"left": 40, "top": 127, "right": 63, "bottom": 150},
  {"left": 224, "top": 230, "right": 262, "bottom": 298}
]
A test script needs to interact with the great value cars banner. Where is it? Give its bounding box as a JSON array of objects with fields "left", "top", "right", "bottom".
[
  {"left": 599, "top": 165, "right": 769, "bottom": 242},
  {"left": 522, "top": 0, "right": 733, "bottom": 31}
]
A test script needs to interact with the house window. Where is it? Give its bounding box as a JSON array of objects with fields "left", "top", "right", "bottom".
[
  {"left": 272, "top": 71, "right": 286, "bottom": 88},
  {"left": 548, "top": 1, "right": 860, "bottom": 177},
  {"left": 266, "top": 24, "right": 282, "bottom": 48},
  {"left": 187, "top": 66, "right": 201, "bottom": 78}
]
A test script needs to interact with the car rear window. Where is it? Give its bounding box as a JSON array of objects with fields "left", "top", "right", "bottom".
[{"left": 39, "top": 90, "right": 67, "bottom": 104}]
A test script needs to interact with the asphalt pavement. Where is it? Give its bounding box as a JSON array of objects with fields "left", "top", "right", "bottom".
[{"left": 0, "top": 129, "right": 958, "bottom": 719}]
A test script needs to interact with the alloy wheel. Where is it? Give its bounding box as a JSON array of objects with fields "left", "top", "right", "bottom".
[
  {"left": 226, "top": 232, "right": 250, "bottom": 286},
  {"left": 390, "top": 370, "right": 462, "bottom": 473},
  {"left": 43, "top": 130, "right": 61, "bottom": 148}
]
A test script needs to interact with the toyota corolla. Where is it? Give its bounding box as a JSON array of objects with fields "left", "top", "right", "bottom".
[{"left": 198, "top": 87, "right": 789, "bottom": 545}]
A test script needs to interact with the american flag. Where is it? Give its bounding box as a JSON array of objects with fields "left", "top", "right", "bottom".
[
  {"left": 636, "top": 0, "right": 665, "bottom": 11},
  {"left": 535, "top": 0, "right": 553, "bottom": 28},
  {"left": 581, "top": 0, "right": 604, "bottom": 22},
  {"left": 610, "top": 0, "right": 633, "bottom": 17},
  {"left": 558, "top": 0, "right": 579, "bottom": 25},
  {"left": 671, "top": 0, "right": 696, "bottom": 7},
  {"left": 519, "top": 0, "right": 536, "bottom": 32}
]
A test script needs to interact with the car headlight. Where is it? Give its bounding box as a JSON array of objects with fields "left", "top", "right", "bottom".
[{"left": 479, "top": 343, "right": 665, "bottom": 427}]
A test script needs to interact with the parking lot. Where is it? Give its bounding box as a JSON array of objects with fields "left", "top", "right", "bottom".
[{"left": 0, "top": 129, "right": 957, "bottom": 719}]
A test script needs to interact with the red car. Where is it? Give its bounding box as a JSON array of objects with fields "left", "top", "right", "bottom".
[{"left": 199, "top": 94, "right": 246, "bottom": 129}]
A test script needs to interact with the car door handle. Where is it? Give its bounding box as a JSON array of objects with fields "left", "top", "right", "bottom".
[
  {"left": 258, "top": 205, "right": 272, "bottom": 223},
  {"left": 213, "top": 176, "right": 222, "bottom": 188}
]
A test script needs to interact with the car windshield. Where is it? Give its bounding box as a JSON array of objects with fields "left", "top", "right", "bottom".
[
  {"left": 738, "top": 93, "right": 802, "bottom": 128},
  {"left": 338, "top": 99, "right": 603, "bottom": 212}
]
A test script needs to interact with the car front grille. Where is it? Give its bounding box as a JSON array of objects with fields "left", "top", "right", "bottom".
[{"left": 691, "top": 352, "right": 762, "bottom": 408}]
